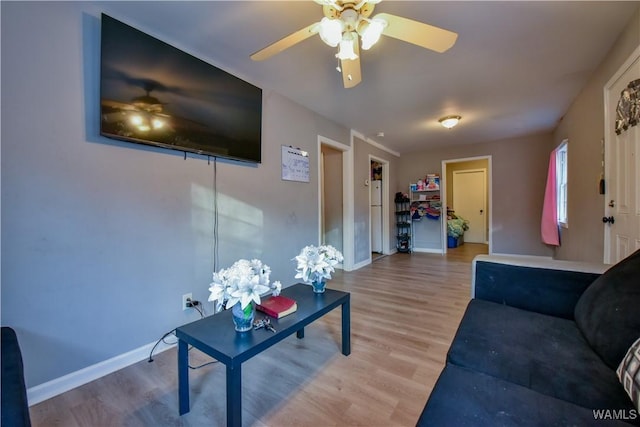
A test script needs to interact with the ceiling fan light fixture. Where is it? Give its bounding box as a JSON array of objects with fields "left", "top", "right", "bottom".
[
  {"left": 319, "top": 17, "right": 343, "bottom": 47},
  {"left": 152, "top": 118, "right": 165, "bottom": 130},
  {"left": 336, "top": 34, "right": 358, "bottom": 60},
  {"left": 250, "top": 0, "right": 459, "bottom": 90},
  {"left": 439, "top": 115, "right": 462, "bottom": 129},
  {"left": 360, "top": 18, "right": 386, "bottom": 50},
  {"left": 130, "top": 115, "right": 144, "bottom": 127}
]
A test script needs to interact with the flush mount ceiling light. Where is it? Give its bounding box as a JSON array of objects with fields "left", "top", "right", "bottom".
[
  {"left": 250, "top": 0, "right": 458, "bottom": 89},
  {"left": 439, "top": 115, "right": 461, "bottom": 129}
]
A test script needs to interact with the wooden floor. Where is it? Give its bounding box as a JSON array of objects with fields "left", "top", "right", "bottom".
[{"left": 30, "top": 244, "right": 487, "bottom": 427}]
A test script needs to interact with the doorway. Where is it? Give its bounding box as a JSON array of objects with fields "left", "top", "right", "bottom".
[
  {"left": 369, "top": 156, "right": 389, "bottom": 262},
  {"left": 442, "top": 156, "right": 492, "bottom": 254},
  {"left": 370, "top": 159, "right": 383, "bottom": 260},
  {"left": 318, "top": 135, "right": 350, "bottom": 268}
]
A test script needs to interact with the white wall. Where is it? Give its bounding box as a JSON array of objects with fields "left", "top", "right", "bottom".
[
  {"left": 553, "top": 7, "right": 640, "bottom": 262},
  {"left": 1, "top": 2, "right": 350, "bottom": 388},
  {"left": 398, "top": 133, "right": 555, "bottom": 257}
]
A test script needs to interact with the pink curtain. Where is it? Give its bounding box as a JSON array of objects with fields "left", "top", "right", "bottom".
[{"left": 541, "top": 148, "right": 560, "bottom": 246}]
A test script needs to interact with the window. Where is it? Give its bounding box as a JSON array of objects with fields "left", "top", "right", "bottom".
[{"left": 556, "top": 140, "right": 568, "bottom": 228}]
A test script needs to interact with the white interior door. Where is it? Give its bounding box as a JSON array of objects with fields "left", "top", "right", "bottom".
[
  {"left": 604, "top": 48, "right": 640, "bottom": 263},
  {"left": 453, "top": 169, "right": 487, "bottom": 243}
]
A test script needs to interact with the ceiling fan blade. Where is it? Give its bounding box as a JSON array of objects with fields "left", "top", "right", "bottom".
[
  {"left": 375, "top": 12, "right": 457, "bottom": 53},
  {"left": 250, "top": 23, "right": 319, "bottom": 61},
  {"left": 341, "top": 39, "right": 362, "bottom": 88}
]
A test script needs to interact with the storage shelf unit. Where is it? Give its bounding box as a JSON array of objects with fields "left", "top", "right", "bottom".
[
  {"left": 395, "top": 195, "right": 411, "bottom": 253},
  {"left": 410, "top": 181, "right": 443, "bottom": 253}
]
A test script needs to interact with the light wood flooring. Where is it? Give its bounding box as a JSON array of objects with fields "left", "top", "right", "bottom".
[{"left": 30, "top": 243, "right": 487, "bottom": 427}]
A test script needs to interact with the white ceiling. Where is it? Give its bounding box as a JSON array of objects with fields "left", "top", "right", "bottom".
[{"left": 102, "top": 1, "right": 639, "bottom": 155}]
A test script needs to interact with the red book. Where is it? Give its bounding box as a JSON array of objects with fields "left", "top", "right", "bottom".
[{"left": 256, "top": 295, "right": 297, "bottom": 319}]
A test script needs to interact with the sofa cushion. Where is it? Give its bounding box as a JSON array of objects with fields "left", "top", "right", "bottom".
[
  {"left": 418, "top": 364, "right": 635, "bottom": 427},
  {"left": 447, "top": 299, "right": 634, "bottom": 412},
  {"left": 575, "top": 249, "right": 640, "bottom": 369},
  {"left": 474, "top": 260, "right": 602, "bottom": 319},
  {"left": 617, "top": 337, "right": 640, "bottom": 412}
]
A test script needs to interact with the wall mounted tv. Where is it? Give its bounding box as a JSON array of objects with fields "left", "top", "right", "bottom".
[{"left": 100, "top": 14, "right": 262, "bottom": 163}]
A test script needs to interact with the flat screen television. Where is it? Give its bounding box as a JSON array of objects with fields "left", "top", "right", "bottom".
[{"left": 100, "top": 14, "right": 262, "bottom": 163}]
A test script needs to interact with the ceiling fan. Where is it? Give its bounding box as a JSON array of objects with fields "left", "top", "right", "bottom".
[
  {"left": 102, "top": 82, "right": 173, "bottom": 134},
  {"left": 250, "top": 0, "right": 458, "bottom": 89}
]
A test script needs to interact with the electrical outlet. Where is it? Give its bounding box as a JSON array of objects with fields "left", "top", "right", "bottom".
[{"left": 182, "top": 293, "right": 193, "bottom": 311}]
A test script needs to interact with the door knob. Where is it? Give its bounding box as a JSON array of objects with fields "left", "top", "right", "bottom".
[{"left": 602, "top": 216, "right": 615, "bottom": 224}]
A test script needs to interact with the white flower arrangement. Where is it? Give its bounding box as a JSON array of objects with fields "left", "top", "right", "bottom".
[
  {"left": 208, "top": 259, "right": 281, "bottom": 311},
  {"left": 294, "top": 244, "right": 344, "bottom": 285}
]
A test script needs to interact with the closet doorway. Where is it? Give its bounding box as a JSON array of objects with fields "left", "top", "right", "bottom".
[
  {"left": 370, "top": 157, "right": 389, "bottom": 262},
  {"left": 442, "top": 156, "right": 492, "bottom": 254}
]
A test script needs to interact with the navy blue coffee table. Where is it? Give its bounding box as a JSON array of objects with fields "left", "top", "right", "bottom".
[{"left": 175, "top": 284, "right": 351, "bottom": 427}]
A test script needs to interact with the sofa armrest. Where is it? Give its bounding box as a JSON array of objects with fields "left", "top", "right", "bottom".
[{"left": 471, "top": 255, "right": 608, "bottom": 319}]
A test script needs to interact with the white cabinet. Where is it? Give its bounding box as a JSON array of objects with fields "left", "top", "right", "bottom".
[
  {"left": 370, "top": 180, "right": 382, "bottom": 205},
  {"left": 371, "top": 206, "right": 382, "bottom": 253},
  {"left": 370, "top": 180, "right": 382, "bottom": 253}
]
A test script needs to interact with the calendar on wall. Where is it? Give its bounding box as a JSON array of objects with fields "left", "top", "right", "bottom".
[{"left": 281, "top": 146, "right": 310, "bottom": 182}]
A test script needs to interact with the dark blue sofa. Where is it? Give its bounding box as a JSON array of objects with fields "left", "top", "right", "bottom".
[
  {"left": 418, "top": 251, "right": 640, "bottom": 426},
  {"left": 1, "top": 327, "right": 31, "bottom": 427}
]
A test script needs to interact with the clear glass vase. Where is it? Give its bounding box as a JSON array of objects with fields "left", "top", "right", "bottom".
[
  {"left": 231, "top": 302, "right": 255, "bottom": 332},
  {"left": 311, "top": 279, "right": 326, "bottom": 293}
]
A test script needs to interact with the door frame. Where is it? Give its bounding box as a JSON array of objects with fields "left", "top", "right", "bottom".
[
  {"left": 442, "top": 156, "right": 493, "bottom": 254},
  {"left": 368, "top": 155, "right": 390, "bottom": 261},
  {"left": 603, "top": 45, "right": 640, "bottom": 263},
  {"left": 318, "top": 135, "right": 353, "bottom": 270}
]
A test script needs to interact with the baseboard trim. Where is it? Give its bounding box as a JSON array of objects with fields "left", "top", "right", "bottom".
[
  {"left": 412, "top": 248, "right": 443, "bottom": 254},
  {"left": 352, "top": 259, "right": 370, "bottom": 271},
  {"left": 490, "top": 252, "right": 553, "bottom": 260},
  {"left": 27, "top": 337, "right": 176, "bottom": 406}
]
